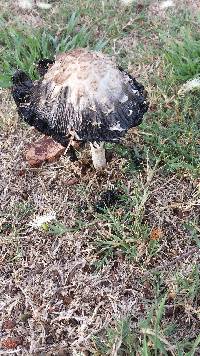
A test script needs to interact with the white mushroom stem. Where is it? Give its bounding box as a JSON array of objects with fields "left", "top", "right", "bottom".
[{"left": 90, "top": 142, "right": 106, "bottom": 169}]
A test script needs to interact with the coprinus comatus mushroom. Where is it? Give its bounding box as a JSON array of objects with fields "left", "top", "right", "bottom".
[{"left": 11, "top": 48, "right": 149, "bottom": 169}]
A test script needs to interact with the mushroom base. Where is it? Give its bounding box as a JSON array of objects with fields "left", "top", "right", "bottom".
[{"left": 90, "top": 142, "right": 106, "bottom": 169}]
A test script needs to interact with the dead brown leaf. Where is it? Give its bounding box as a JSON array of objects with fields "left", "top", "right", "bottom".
[
  {"left": 1, "top": 337, "right": 22, "bottom": 349},
  {"left": 150, "top": 227, "right": 163, "bottom": 240}
]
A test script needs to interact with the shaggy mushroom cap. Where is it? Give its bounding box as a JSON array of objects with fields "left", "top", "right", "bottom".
[
  {"left": 31, "top": 48, "right": 148, "bottom": 143},
  {"left": 11, "top": 49, "right": 149, "bottom": 168}
]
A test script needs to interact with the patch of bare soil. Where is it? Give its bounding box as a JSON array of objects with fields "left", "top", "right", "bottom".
[{"left": 0, "top": 91, "right": 199, "bottom": 354}]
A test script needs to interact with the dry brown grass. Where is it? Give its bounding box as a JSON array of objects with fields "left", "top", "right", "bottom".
[
  {"left": 0, "top": 91, "right": 199, "bottom": 354},
  {"left": 0, "top": 1, "right": 200, "bottom": 354}
]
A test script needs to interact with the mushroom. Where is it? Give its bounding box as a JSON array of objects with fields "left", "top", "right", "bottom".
[{"left": 11, "top": 48, "right": 149, "bottom": 169}]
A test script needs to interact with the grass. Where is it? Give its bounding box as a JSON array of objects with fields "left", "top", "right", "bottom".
[
  {"left": 0, "top": 12, "right": 106, "bottom": 87},
  {"left": 0, "top": 0, "right": 200, "bottom": 354},
  {"left": 94, "top": 181, "right": 150, "bottom": 263},
  {"left": 93, "top": 291, "right": 200, "bottom": 355},
  {"left": 137, "top": 25, "right": 200, "bottom": 178},
  {"left": 141, "top": 120, "right": 200, "bottom": 176},
  {"left": 164, "top": 29, "right": 200, "bottom": 82},
  {"left": 93, "top": 317, "right": 136, "bottom": 354}
]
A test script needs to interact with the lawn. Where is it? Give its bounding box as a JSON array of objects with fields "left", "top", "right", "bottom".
[{"left": 0, "top": 0, "right": 199, "bottom": 355}]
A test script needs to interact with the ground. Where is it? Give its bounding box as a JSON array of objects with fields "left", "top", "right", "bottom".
[{"left": 0, "top": 0, "right": 200, "bottom": 355}]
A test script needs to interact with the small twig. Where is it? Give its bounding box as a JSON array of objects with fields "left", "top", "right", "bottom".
[
  {"left": 160, "top": 201, "right": 200, "bottom": 211},
  {"left": 136, "top": 130, "right": 154, "bottom": 136},
  {"left": 144, "top": 247, "right": 200, "bottom": 275}
]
